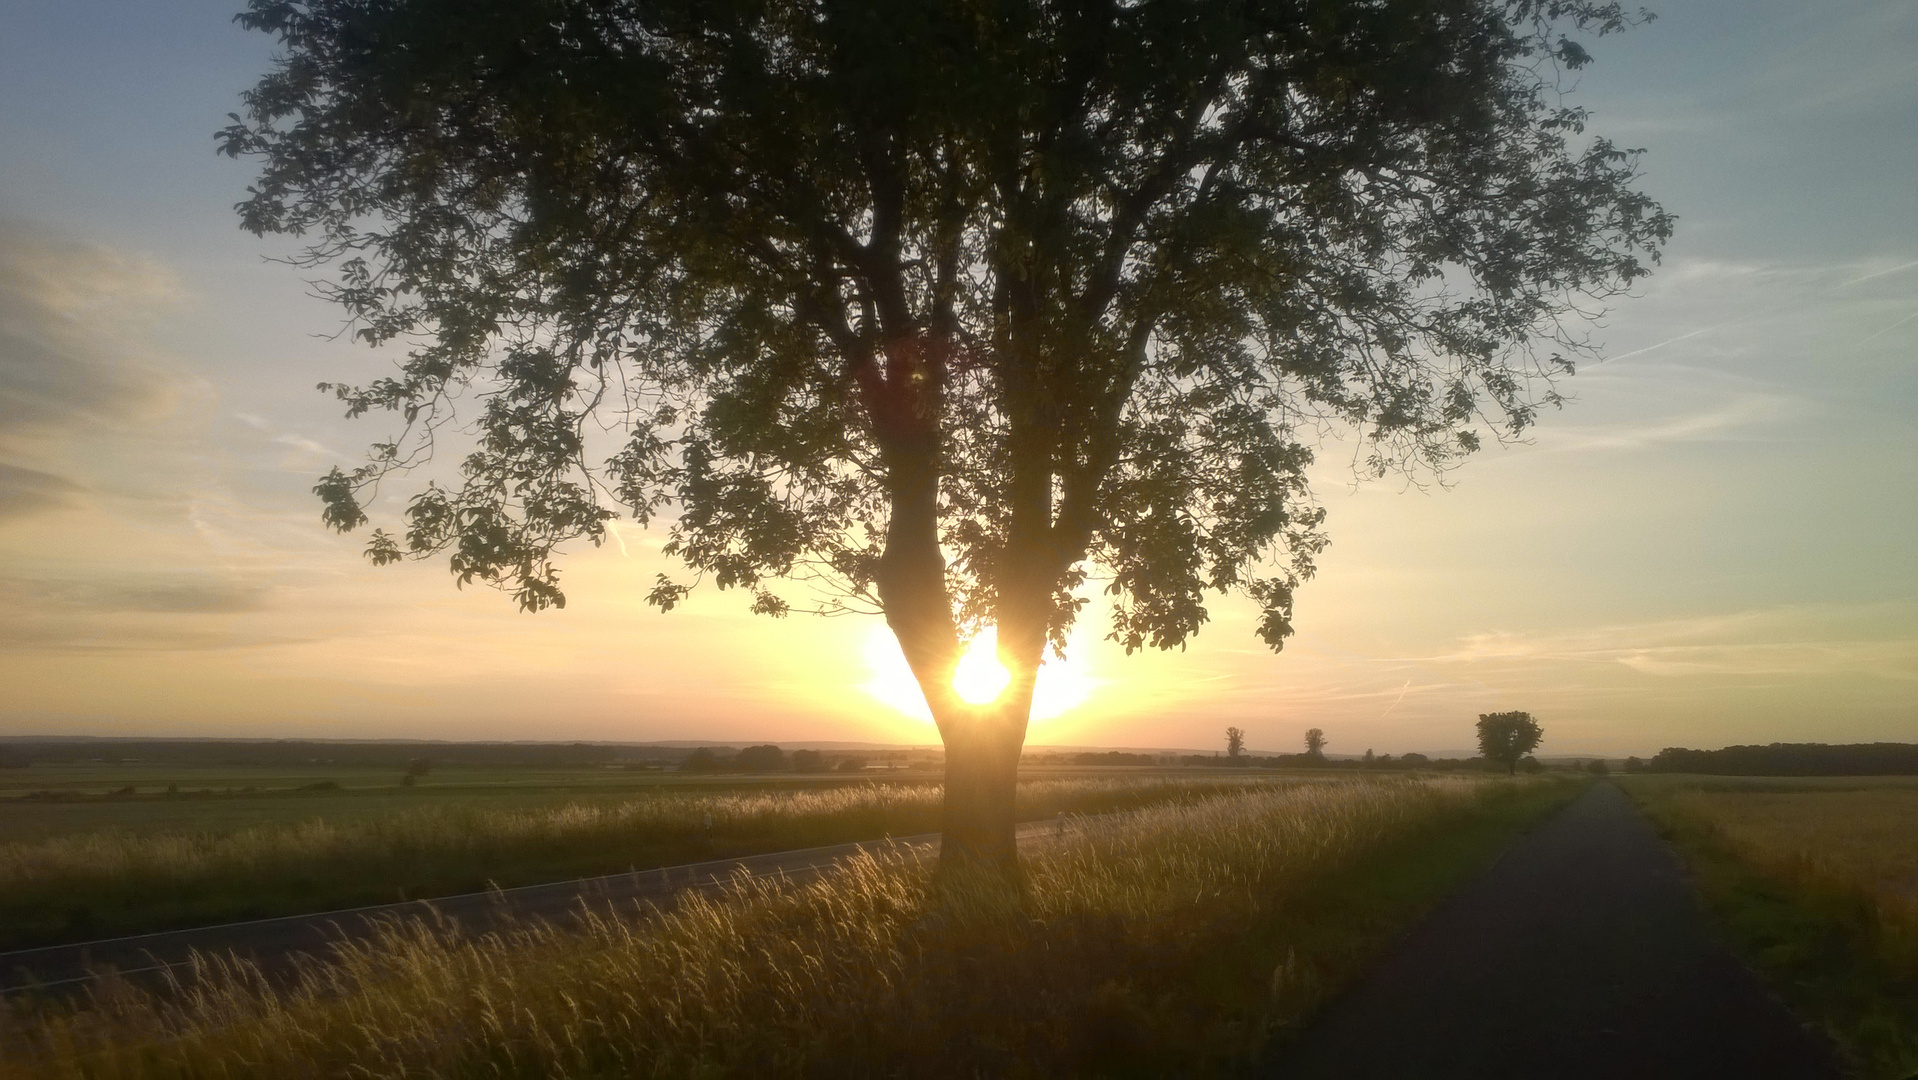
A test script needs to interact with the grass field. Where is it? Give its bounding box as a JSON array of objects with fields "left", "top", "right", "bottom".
[
  {"left": 1623, "top": 775, "right": 1918, "bottom": 1078},
  {"left": 1, "top": 775, "right": 1578, "bottom": 1078},
  {"left": 0, "top": 766, "right": 1301, "bottom": 949}
]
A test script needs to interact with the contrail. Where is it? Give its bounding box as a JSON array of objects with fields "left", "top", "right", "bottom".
[
  {"left": 1842, "top": 259, "right": 1918, "bottom": 287},
  {"left": 1379, "top": 677, "right": 1414, "bottom": 719},
  {"left": 1596, "top": 325, "right": 1713, "bottom": 364},
  {"left": 1859, "top": 308, "right": 1918, "bottom": 345}
]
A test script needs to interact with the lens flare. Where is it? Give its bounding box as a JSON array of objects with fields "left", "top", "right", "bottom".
[
  {"left": 859, "top": 624, "right": 1095, "bottom": 725},
  {"left": 951, "top": 628, "right": 1012, "bottom": 704}
]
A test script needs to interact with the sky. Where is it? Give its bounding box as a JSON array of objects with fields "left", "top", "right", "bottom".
[{"left": 0, "top": 0, "right": 1913, "bottom": 756}]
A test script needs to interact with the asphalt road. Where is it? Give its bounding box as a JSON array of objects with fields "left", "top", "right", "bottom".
[
  {"left": 1261, "top": 782, "right": 1843, "bottom": 1079},
  {"left": 0, "top": 819, "right": 1069, "bottom": 998}
]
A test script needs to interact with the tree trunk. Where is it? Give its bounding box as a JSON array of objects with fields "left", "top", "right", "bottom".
[
  {"left": 936, "top": 704, "right": 1027, "bottom": 871},
  {"left": 928, "top": 609, "right": 1045, "bottom": 875}
]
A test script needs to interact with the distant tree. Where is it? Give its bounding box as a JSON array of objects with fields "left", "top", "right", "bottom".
[
  {"left": 1363, "top": 748, "right": 1375, "bottom": 766},
  {"left": 1073, "top": 751, "right": 1156, "bottom": 766},
  {"left": 225, "top": 0, "right": 1669, "bottom": 873},
  {"left": 735, "top": 745, "right": 788, "bottom": 772},
  {"left": 1477, "top": 712, "right": 1544, "bottom": 775},
  {"left": 1399, "top": 752, "right": 1430, "bottom": 768},
  {"left": 1623, "top": 755, "right": 1645, "bottom": 773},
  {"left": 404, "top": 757, "right": 432, "bottom": 778},
  {"left": 680, "top": 748, "right": 726, "bottom": 774},
  {"left": 1304, "top": 729, "right": 1328, "bottom": 760},
  {"left": 1585, "top": 757, "right": 1609, "bottom": 775},
  {"left": 791, "top": 749, "right": 828, "bottom": 774},
  {"left": 1225, "top": 727, "right": 1246, "bottom": 762},
  {"left": 836, "top": 756, "right": 870, "bottom": 775}
]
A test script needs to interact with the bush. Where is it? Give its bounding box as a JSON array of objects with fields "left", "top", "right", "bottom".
[
  {"left": 791, "top": 750, "right": 828, "bottom": 773},
  {"left": 836, "top": 756, "right": 869, "bottom": 774}
]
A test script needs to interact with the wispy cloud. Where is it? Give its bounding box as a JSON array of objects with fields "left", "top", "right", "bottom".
[
  {"left": 1538, "top": 392, "right": 1791, "bottom": 453},
  {"left": 0, "top": 462, "right": 82, "bottom": 520},
  {"left": 1412, "top": 603, "right": 1918, "bottom": 683},
  {"left": 0, "top": 220, "right": 180, "bottom": 446}
]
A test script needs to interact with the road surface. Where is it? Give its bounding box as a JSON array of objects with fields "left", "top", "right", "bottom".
[{"left": 1261, "top": 782, "right": 1842, "bottom": 1079}]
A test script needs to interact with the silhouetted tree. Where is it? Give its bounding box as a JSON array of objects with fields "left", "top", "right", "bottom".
[
  {"left": 1225, "top": 726, "right": 1246, "bottom": 761},
  {"left": 735, "top": 744, "right": 788, "bottom": 772},
  {"left": 680, "top": 748, "right": 726, "bottom": 774},
  {"left": 791, "top": 749, "right": 828, "bottom": 773},
  {"left": 836, "top": 755, "right": 869, "bottom": 775},
  {"left": 1304, "top": 728, "right": 1328, "bottom": 760},
  {"left": 225, "top": 0, "right": 1668, "bottom": 873},
  {"left": 1477, "top": 712, "right": 1544, "bottom": 775},
  {"left": 1585, "top": 757, "right": 1609, "bottom": 775}
]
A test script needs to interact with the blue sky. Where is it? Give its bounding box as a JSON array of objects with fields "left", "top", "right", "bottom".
[{"left": 1, "top": 0, "right": 1913, "bottom": 755}]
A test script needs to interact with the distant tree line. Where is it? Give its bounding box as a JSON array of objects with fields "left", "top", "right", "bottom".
[
  {"left": 679, "top": 746, "right": 873, "bottom": 775},
  {"left": 1644, "top": 743, "right": 1918, "bottom": 776},
  {"left": 0, "top": 738, "right": 671, "bottom": 769},
  {"left": 0, "top": 738, "right": 893, "bottom": 772}
]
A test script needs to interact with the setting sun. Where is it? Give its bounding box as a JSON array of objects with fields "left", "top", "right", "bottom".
[
  {"left": 860, "top": 625, "right": 1096, "bottom": 725},
  {"left": 951, "top": 629, "right": 1013, "bottom": 704}
]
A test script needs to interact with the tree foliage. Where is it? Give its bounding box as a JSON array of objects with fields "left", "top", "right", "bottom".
[
  {"left": 222, "top": 0, "right": 1670, "bottom": 660},
  {"left": 1225, "top": 726, "right": 1246, "bottom": 760},
  {"left": 1646, "top": 743, "right": 1918, "bottom": 777},
  {"left": 1476, "top": 711, "right": 1544, "bottom": 774},
  {"left": 1304, "top": 727, "right": 1328, "bottom": 758}
]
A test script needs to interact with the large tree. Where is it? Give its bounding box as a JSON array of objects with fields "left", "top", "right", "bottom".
[
  {"left": 1477, "top": 710, "right": 1545, "bottom": 774},
  {"left": 224, "top": 0, "right": 1668, "bottom": 872}
]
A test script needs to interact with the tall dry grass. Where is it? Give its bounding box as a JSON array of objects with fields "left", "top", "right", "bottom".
[
  {"left": 2, "top": 776, "right": 1524, "bottom": 1078},
  {"left": 0, "top": 776, "right": 1275, "bottom": 947},
  {"left": 1625, "top": 778, "right": 1918, "bottom": 1077},
  {"left": 1651, "top": 785, "right": 1918, "bottom": 969}
]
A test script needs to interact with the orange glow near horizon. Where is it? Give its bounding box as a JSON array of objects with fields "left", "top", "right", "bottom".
[{"left": 860, "top": 624, "right": 1098, "bottom": 730}]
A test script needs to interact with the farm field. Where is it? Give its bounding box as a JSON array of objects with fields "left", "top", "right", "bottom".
[
  {"left": 1623, "top": 775, "right": 1918, "bottom": 1078},
  {"left": 1, "top": 775, "right": 1580, "bottom": 1078},
  {"left": 0, "top": 765, "right": 1309, "bottom": 949}
]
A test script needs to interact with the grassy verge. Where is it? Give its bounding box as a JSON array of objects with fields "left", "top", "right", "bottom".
[
  {"left": 0, "top": 776, "right": 1282, "bottom": 949},
  {"left": 1621, "top": 776, "right": 1918, "bottom": 1079},
  {"left": 3, "top": 776, "right": 1577, "bottom": 1078}
]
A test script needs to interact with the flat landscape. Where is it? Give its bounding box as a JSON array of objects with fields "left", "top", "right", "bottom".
[
  {"left": 2, "top": 769, "right": 1580, "bottom": 1076},
  {"left": 6, "top": 760, "right": 1918, "bottom": 1075},
  {"left": 2, "top": 0, "right": 1911, "bottom": 1075},
  {"left": 0, "top": 760, "right": 1286, "bottom": 949}
]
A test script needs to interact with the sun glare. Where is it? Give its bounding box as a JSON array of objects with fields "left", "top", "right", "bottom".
[
  {"left": 952, "top": 628, "right": 1013, "bottom": 704},
  {"left": 860, "top": 625, "right": 1096, "bottom": 727}
]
